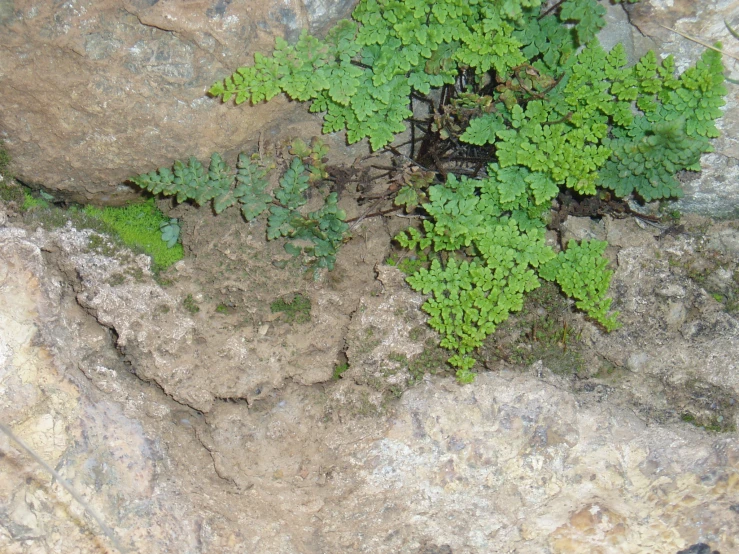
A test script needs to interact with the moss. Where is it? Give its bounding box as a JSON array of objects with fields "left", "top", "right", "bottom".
[
  {"left": 107, "top": 273, "right": 126, "bottom": 287},
  {"left": 354, "top": 333, "right": 382, "bottom": 355},
  {"left": 0, "top": 144, "right": 24, "bottom": 205},
  {"left": 382, "top": 341, "right": 454, "bottom": 386},
  {"left": 183, "top": 294, "right": 200, "bottom": 314},
  {"left": 332, "top": 363, "right": 349, "bottom": 380},
  {"left": 22, "top": 190, "right": 50, "bottom": 211},
  {"left": 16, "top": 194, "right": 183, "bottom": 273},
  {"left": 270, "top": 293, "right": 311, "bottom": 324},
  {"left": 0, "top": 142, "right": 180, "bottom": 271},
  {"left": 387, "top": 352, "right": 408, "bottom": 364},
  {"left": 127, "top": 266, "right": 145, "bottom": 282},
  {"left": 0, "top": 144, "right": 11, "bottom": 180},
  {"left": 408, "top": 325, "right": 425, "bottom": 342},
  {"left": 86, "top": 233, "right": 121, "bottom": 258},
  {"left": 83, "top": 199, "right": 183, "bottom": 270},
  {"left": 408, "top": 341, "right": 454, "bottom": 384},
  {"left": 477, "top": 281, "right": 587, "bottom": 375},
  {"left": 0, "top": 181, "right": 24, "bottom": 205},
  {"left": 681, "top": 412, "right": 735, "bottom": 433}
]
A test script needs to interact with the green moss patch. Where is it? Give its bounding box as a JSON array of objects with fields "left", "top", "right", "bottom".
[
  {"left": 270, "top": 293, "right": 311, "bottom": 324},
  {"left": 83, "top": 199, "right": 183, "bottom": 270}
]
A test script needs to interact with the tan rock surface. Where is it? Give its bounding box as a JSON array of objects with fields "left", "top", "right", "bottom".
[
  {"left": 0, "top": 0, "right": 357, "bottom": 204},
  {"left": 1, "top": 219, "right": 738, "bottom": 553}
]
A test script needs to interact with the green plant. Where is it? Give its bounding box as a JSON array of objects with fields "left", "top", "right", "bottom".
[
  {"left": 539, "top": 239, "right": 618, "bottom": 330},
  {"left": 22, "top": 190, "right": 50, "bottom": 211},
  {"left": 680, "top": 412, "right": 733, "bottom": 433},
  {"left": 210, "top": 0, "right": 724, "bottom": 202},
  {"left": 83, "top": 199, "right": 184, "bottom": 270},
  {"left": 476, "top": 280, "right": 588, "bottom": 374},
  {"left": 270, "top": 293, "right": 312, "bottom": 324},
  {"left": 130, "top": 140, "right": 349, "bottom": 275},
  {"left": 385, "top": 252, "right": 428, "bottom": 275},
  {"left": 205, "top": 0, "right": 726, "bottom": 383},
  {"left": 183, "top": 294, "right": 200, "bottom": 314},
  {"left": 212, "top": 0, "right": 545, "bottom": 150},
  {"left": 397, "top": 169, "right": 618, "bottom": 381},
  {"left": 159, "top": 218, "right": 181, "bottom": 248},
  {"left": 0, "top": 142, "right": 11, "bottom": 181},
  {"left": 332, "top": 362, "right": 350, "bottom": 380},
  {"left": 0, "top": 180, "right": 24, "bottom": 206}
]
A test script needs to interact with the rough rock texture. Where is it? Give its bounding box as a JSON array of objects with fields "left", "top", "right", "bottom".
[
  {"left": 624, "top": 0, "right": 739, "bottom": 216},
  {"left": 2, "top": 216, "right": 739, "bottom": 553},
  {"left": 543, "top": 214, "right": 739, "bottom": 432},
  {"left": 595, "top": 217, "right": 739, "bottom": 394},
  {"left": 0, "top": 0, "right": 357, "bottom": 204},
  {"left": 0, "top": 223, "right": 334, "bottom": 553},
  {"left": 36, "top": 222, "right": 358, "bottom": 413}
]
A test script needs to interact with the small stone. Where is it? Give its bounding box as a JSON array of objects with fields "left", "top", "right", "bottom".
[
  {"left": 676, "top": 544, "right": 719, "bottom": 554},
  {"left": 665, "top": 301, "right": 686, "bottom": 327},
  {"left": 656, "top": 284, "right": 686, "bottom": 298},
  {"left": 627, "top": 352, "right": 649, "bottom": 372}
]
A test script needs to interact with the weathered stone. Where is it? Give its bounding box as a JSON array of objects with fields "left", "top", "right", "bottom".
[
  {"left": 560, "top": 215, "right": 607, "bottom": 246},
  {"left": 582, "top": 217, "right": 739, "bottom": 428},
  {"left": 1, "top": 218, "right": 738, "bottom": 553},
  {"left": 0, "top": 0, "right": 357, "bottom": 205}
]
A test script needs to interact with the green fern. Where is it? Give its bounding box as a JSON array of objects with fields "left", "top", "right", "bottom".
[
  {"left": 397, "top": 168, "right": 617, "bottom": 381},
  {"left": 199, "top": 0, "right": 728, "bottom": 384},
  {"left": 210, "top": 1, "right": 724, "bottom": 203},
  {"left": 539, "top": 239, "right": 619, "bottom": 331},
  {"left": 130, "top": 141, "right": 349, "bottom": 274},
  {"left": 465, "top": 42, "right": 725, "bottom": 202},
  {"left": 210, "top": 0, "right": 573, "bottom": 149}
]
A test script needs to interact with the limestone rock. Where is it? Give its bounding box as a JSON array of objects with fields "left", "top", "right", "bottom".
[
  {"left": 582, "top": 217, "right": 739, "bottom": 431},
  {"left": 2, "top": 220, "right": 739, "bottom": 553},
  {"left": 0, "top": 0, "right": 356, "bottom": 205}
]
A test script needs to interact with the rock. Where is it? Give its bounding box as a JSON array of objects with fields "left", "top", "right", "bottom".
[
  {"left": 583, "top": 217, "right": 739, "bottom": 431},
  {"left": 560, "top": 215, "right": 607, "bottom": 246},
  {"left": 2, "top": 218, "right": 739, "bottom": 553},
  {"left": 0, "top": 0, "right": 356, "bottom": 205},
  {"left": 0, "top": 222, "right": 313, "bottom": 553},
  {"left": 677, "top": 544, "right": 720, "bottom": 554},
  {"left": 38, "top": 224, "right": 351, "bottom": 412},
  {"left": 707, "top": 228, "right": 739, "bottom": 258},
  {"left": 604, "top": 215, "right": 660, "bottom": 248},
  {"left": 597, "top": 0, "right": 658, "bottom": 64}
]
